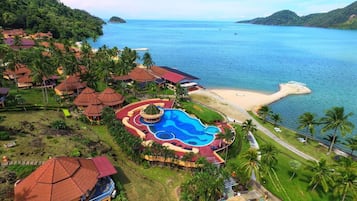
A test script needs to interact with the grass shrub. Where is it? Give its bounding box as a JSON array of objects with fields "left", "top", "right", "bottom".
[{"left": 181, "top": 102, "right": 224, "bottom": 124}]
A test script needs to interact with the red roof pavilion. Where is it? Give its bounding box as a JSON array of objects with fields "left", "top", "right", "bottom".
[
  {"left": 98, "top": 88, "right": 124, "bottom": 107},
  {"left": 14, "top": 157, "right": 99, "bottom": 201},
  {"left": 128, "top": 67, "right": 156, "bottom": 82},
  {"left": 73, "top": 87, "right": 99, "bottom": 107}
]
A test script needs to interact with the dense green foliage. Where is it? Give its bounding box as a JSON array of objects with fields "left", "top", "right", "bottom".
[
  {"left": 238, "top": 1, "right": 357, "bottom": 29},
  {"left": 109, "top": 16, "right": 126, "bottom": 23},
  {"left": 0, "top": 0, "right": 104, "bottom": 40}
]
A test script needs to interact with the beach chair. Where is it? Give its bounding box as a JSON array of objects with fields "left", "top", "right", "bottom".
[{"left": 62, "top": 108, "right": 71, "bottom": 118}]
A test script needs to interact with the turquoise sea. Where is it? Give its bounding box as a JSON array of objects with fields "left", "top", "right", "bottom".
[{"left": 89, "top": 20, "right": 357, "bottom": 151}]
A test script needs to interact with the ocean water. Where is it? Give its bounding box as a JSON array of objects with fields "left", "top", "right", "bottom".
[{"left": 89, "top": 20, "right": 357, "bottom": 150}]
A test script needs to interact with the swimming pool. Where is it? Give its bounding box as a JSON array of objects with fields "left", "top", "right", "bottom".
[{"left": 141, "top": 109, "right": 220, "bottom": 146}]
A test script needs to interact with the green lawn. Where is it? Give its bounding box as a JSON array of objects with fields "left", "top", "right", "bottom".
[
  {"left": 181, "top": 101, "right": 224, "bottom": 124},
  {"left": 254, "top": 130, "right": 333, "bottom": 201}
]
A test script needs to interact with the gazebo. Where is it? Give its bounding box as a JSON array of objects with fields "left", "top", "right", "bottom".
[
  {"left": 73, "top": 87, "right": 98, "bottom": 109},
  {"left": 54, "top": 76, "right": 86, "bottom": 96},
  {"left": 140, "top": 104, "right": 164, "bottom": 123},
  {"left": 83, "top": 97, "right": 103, "bottom": 122},
  {"left": 98, "top": 88, "right": 125, "bottom": 109},
  {"left": 14, "top": 156, "right": 117, "bottom": 201}
]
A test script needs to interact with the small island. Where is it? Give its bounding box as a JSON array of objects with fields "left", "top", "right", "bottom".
[{"left": 109, "top": 16, "right": 126, "bottom": 23}]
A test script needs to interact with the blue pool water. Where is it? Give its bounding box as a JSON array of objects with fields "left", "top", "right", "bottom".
[{"left": 142, "top": 109, "right": 220, "bottom": 147}]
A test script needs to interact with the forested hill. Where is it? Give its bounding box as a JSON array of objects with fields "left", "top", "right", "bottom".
[
  {"left": 0, "top": 0, "right": 105, "bottom": 40},
  {"left": 237, "top": 1, "right": 357, "bottom": 29}
]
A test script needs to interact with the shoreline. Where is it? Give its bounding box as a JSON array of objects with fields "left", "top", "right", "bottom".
[
  {"left": 189, "top": 82, "right": 311, "bottom": 122},
  {"left": 205, "top": 82, "right": 311, "bottom": 112}
]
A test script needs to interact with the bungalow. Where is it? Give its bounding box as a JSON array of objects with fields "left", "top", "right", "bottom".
[
  {"left": 3, "top": 64, "right": 31, "bottom": 80},
  {"left": 29, "top": 31, "right": 53, "bottom": 40},
  {"left": 74, "top": 87, "right": 125, "bottom": 121},
  {"left": 54, "top": 76, "right": 86, "bottom": 96},
  {"left": 4, "top": 38, "right": 35, "bottom": 49},
  {"left": 0, "top": 88, "right": 9, "bottom": 107},
  {"left": 14, "top": 156, "right": 117, "bottom": 201},
  {"left": 2, "top": 29, "right": 26, "bottom": 38}
]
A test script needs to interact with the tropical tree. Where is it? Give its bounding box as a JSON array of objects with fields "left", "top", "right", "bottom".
[
  {"left": 343, "top": 135, "right": 357, "bottom": 155},
  {"left": 257, "top": 105, "right": 271, "bottom": 123},
  {"left": 260, "top": 144, "right": 278, "bottom": 169},
  {"left": 270, "top": 113, "right": 282, "bottom": 127},
  {"left": 28, "top": 48, "right": 54, "bottom": 103},
  {"left": 241, "top": 119, "right": 257, "bottom": 137},
  {"left": 120, "top": 47, "right": 138, "bottom": 70},
  {"left": 180, "top": 161, "right": 225, "bottom": 201},
  {"left": 308, "top": 159, "right": 334, "bottom": 192},
  {"left": 216, "top": 127, "right": 235, "bottom": 161},
  {"left": 320, "top": 107, "right": 354, "bottom": 154},
  {"left": 289, "top": 160, "right": 301, "bottom": 180},
  {"left": 242, "top": 148, "right": 261, "bottom": 181},
  {"left": 333, "top": 170, "right": 357, "bottom": 201},
  {"left": 142, "top": 52, "right": 155, "bottom": 69},
  {"left": 298, "top": 112, "right": 318, "bottom": 143}
]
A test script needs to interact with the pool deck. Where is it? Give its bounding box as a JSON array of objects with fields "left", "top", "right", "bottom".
[{"left": 116, "top": 99, "right": 231, "bottom": 165}]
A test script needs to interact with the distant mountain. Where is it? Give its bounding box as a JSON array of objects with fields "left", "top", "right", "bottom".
[
  {"left": 109, "top": 16, "right": 126, "bottom": 23},
  {"left": 237, "top": 1, "right": 357, "bottom": 29},
  {"left": 0, "top": 0, "right": 105, "bottom": 40}
]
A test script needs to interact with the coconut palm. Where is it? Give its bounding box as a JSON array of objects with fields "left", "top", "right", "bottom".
[
  {"left": 298, "top": 112, "right": 318, "bottom": 143},
  {"left": 260, "top": 144, "right": 278, "bottom": 169},
  {"left": 320, "top": 107, "right": 354, "bottom": 154},
  {"left": 333, "top": 170, "right": 357, "bottom": 201},
  {"left": 257, "top": 105, "right": 271, "bottom": 123},
  {"left": 216, "top": 127, "right": 235, "bottom": 161},
  {"left": 242, "top": 148, "right": 261, "bottom": 181},
  {"left": 142, "top": 52, "right": 155, "bottom": 69},
  {"left": 241, "top": 119, "right": 257, "bottom": 137},
  {"left": 28, "top": 49, "right": 53, "bottom": 103},
  {"left": 343, "top": 135, "right": 357, "bottom": 155},
  {"left": 308, "top": 159, "right": 334, "bottom": 192},
  {"left": 289, "top": 160, "right": 301, "bottom": 180},
  {"left": 270, "top": 113, "right": 282, "bottom": 127}
]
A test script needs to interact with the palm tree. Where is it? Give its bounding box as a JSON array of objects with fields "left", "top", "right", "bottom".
[
  {"left": 289, "top": 160, "right": 301, "bottom": 180},
  {"left": 320, "top": 107, "right": 354, "bottom": 154},
  {"left": 333, "top": 170, "right": 357, "bottom": 201},
  {"left": 257, "top": 105, "right": 271, "bottom": 123},
  {"left": 270, "top": 113, "right": 282, "bottom": 127},
  {"left": 343, "top": 135, "right": 357, "bottom": 155},
  {"left": 260, "top": 144, "right": 278, "bottom": 169},
  {"left": 242, "top": 148, "right": 261, "bottom": 181},
  {"left": 216, "top": 127, "right": 235, "bottom": 161},
  {"left": 298, "top": 112, "right": 318, "bottom": 143},
  {"left": 142, "top": 52, "right": 155, "bottom": 69},
  {"left": 241, "top": 119, "right": 257, "bottom": 137},
  {"left": 308, "top": 159, "right": 334, "bottom": 192}
]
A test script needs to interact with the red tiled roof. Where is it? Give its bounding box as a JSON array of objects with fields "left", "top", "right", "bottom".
[
  {"left": 83, "top": 101, "right": 103, "bottom": 117},
  {"left": 73, "top": 87, "right": 99, "bottom": 107},
  {"left": 14, "top": 157, "right": 99, "bottom": 201},
  {"left": 111, "top": 74, "right": 131, "bottom": 81},
  {"left": 55, "top": 76, "right": 86, "bottom": 92},
  {"left": 150, "top": 66, "right": 169, "bottom": 77},
  {"left": 162, "top": 71, "right": 186, "bottom": 83},
  {"left": 4, "top": 64, "right": 31, "bottom": 76},
  {"left": 17, "top": 75, "right": 33, "bottom": 83},
  {"left": 129, "top": 67, "right": 156, "bottom": 82},
  {"left": 98, "top": 88, "right": 124, "bottom": 106},
  {"left": 92, "top": 156, "right": 117, "bottom": 178}
]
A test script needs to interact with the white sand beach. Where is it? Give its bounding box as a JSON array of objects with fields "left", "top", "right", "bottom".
[{"left": 189, "top": 82, "right": 311, "bottom": 122}]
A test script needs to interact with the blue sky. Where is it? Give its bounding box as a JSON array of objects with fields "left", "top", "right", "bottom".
[{"left": 60, "top": 0, "right": 355, "bottom": 21}]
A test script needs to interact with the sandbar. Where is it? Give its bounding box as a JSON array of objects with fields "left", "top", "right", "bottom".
[{"left": 189, "top": 82, "right": 311, "bottom": 122}]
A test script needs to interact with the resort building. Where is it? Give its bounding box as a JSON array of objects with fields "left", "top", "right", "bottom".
[
  {"left": 54, "top": 75, "right": 86, "bottom": 96},
  {"left": 4, "top": 38, "right": 36, "bottom": 49},
  {"left": 112, "top": 65, "right": 200, "bottom": 91},
  {"left": 2, "top": 29, "right": 26, "bottom": 38},
  {"left": 74, "top": 87, "right": 125, "bottom": 121},
  {"left": 14, "top": 156, "right": 117, "bottom": 201},
  {"left": 0, "top": 88, "right": 9, "bottom": 107},
  {"left": 29, "top": 31, "right": 53, "bottom": 40}
]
